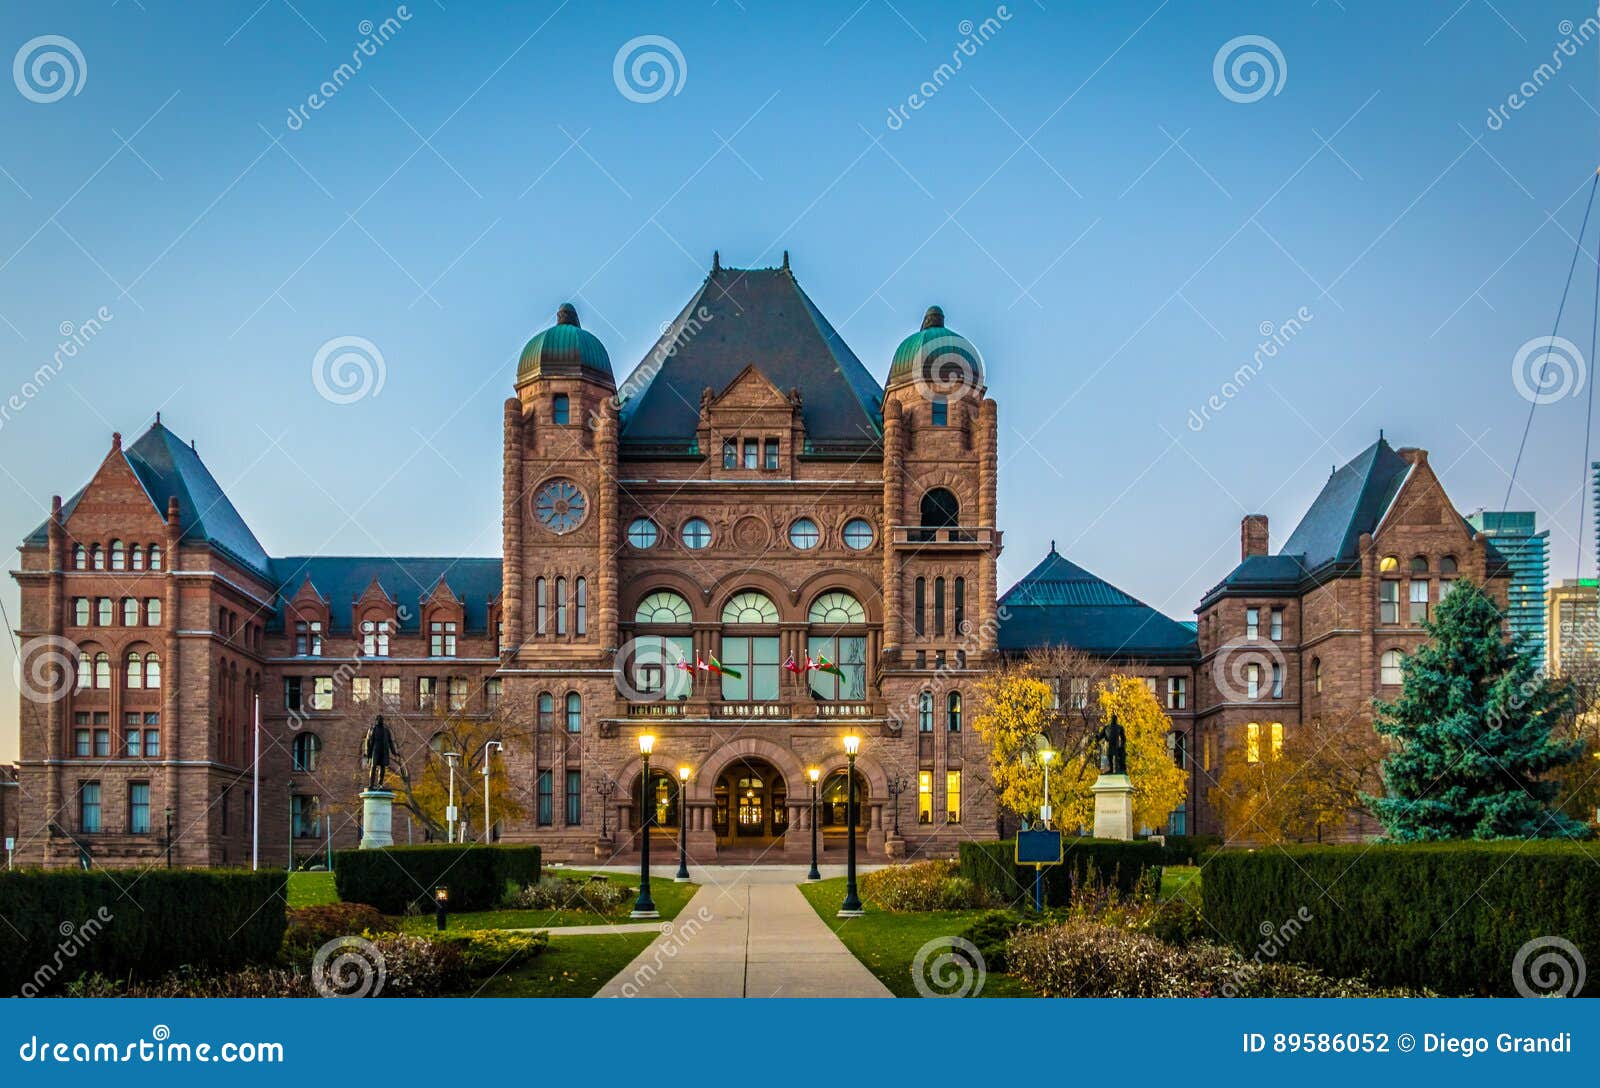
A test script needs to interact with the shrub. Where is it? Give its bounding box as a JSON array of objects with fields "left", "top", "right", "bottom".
[
  {"left": 1151, "top": 834, "right": 1223, "bottom": 866},
  {"left": 860, "top": 860, "right": 985, "bottom": 912},
  {"left": 0, "top": 869, "right": 286, "bottom": 994},
  {"left": 1202, "top": 841, "right": 1600, "bottom": 996},
  {"left": 958, "top": 839, "right": 1163, "bottom": 908},
  {"left": 333, "top": 844, "right": 539, "bottom": 914},
  {"left": 957, "top": 910, "right": 1031, "bottom": 972},
  {"left": 436, "top": 929, "right": 550, "bottom": 976},
  {"left": 365, "top": 932, "right": 467, "bottom": 996},
  {"left": 1006, "top": 919, "right": 1426, "bottom": 998},
  {"left": 510, "top": 875, "right": 631, "bottom": 914},
  {"left": 283, "top": 903, "right": 395, "bottom": 962},
  {"left": 63, "top": 967, "right": 312, "bottom": 998}
]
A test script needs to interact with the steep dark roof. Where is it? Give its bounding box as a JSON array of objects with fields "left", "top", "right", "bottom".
[
  {"left": 26, "top": 421, "right": 273, "bottom": 579},
  {"left": 997, "top": 548, "right": 1198, "bottom": 660},
  {"left": 268, "top": 557, "right": 502, "bottom": 634},
  {"left": 1279, "top": 438, "right": 1411, "bottom": 568},
  {"left": 617, "top": 265, "right": 884, "bottom": 453},
  {"left": 1213, "top": 554, "right": 1310, "bottom": 590}
]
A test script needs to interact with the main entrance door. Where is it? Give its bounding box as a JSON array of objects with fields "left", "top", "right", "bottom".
[{"left": 713, "top": 758, "right": 787, "bottom": 849}]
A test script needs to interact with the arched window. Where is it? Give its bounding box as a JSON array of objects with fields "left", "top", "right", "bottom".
[
  {"left": 1440, "top": 555, "right": 1459, "bottom": 575},
  {"left": 130, "top": 544, "right": 144, "bottom": 570},
  {"left": 722, "top": 592, "right": 779, "bottom": 624},
  {"left": 149, "top": 544, "right": 163, "bottom": 570},
  {"left": 1379, "top": 555, "right": 1399, "bottom": 573},
  {"left": 73, "top": 598, "right": 89, "bottom": 626},
  {"left": 1409, "top": 555, "right": 1428, "bottom": 573},
  {"left": 575, "top": 577, "right": 588, "bottom": 635},
  {"left": 914, "top": 577, "right": 926, "bottom": 636},
  {"left": 1380, "top": 650, "right": 1404, "bottom": 685},
  {"left": 721, "top": 592, "right": 780, "bottom": 701},
  {"left": 918, "top": 692, "right": 933, "bottom": 731},
  {"left": 820, "top": 771, "right": 868, "bottom": 828},
  {"left": 954, "top": 577, "right": 966, "bottom": 634},
  {"left": 428, "top": 732, "right": 447, "bottom": 755},
  {"left": 934, "top": 577, "right": 946, "bottom": 636},
  {"left": 555, "top": 577, "right": 569, "bottom": 635},
  {"left": 1312, "top": 657, "right": 1322, "bottom": 694},
  {"left": 94, "top": 652, "right": 110, "bottom": 689},
  {"left": 145, "top": 653, "right": 160, "bottom": 689},
  {"left": 1269, "top": 722, "right": 1284, "bottom": 759},
  {"left": 91, "top": 545, "right": 104, "bottom": 570},
  {"left": 808, "top": 591, "right": 865, "bottom": 625},
  {"left": 110, "top": 540, "right": 125, "bottom": 570},
  {"left": 73, "top": 544, "right": 87, "bottom": 570},
  {"left": 77, "top": 652, "right": 91, "bottom": 690},
  {"left": 920, "top": 488, "right": 960, "bottom": 529},
  {"left": 293, "top": 732, "right": 322, "bottom": 772},
  {"left": 122, "top": 598, "right": 139, "bottom": 626},
  {"left": 635, "top": 590, "right": 693, "bottom": 624},
  {"left": 126, "top": 652, "right": 143, "bottom": 689},
  {"left": 535, "top": 577, "right": 548, "bottom": 634},
  {"left": 96, "top": 598, "right": 112, "bottom": 626},
  {"left": 537, "top": 692, "right": 554, "bottom": 732},
  {"left": 1245, "top": 722, "right": 1261, "bottom": 763},
  {"left": 565, "top": 692, "right": 582, "bottom": 732},
  {"left": 947, "top": 691, "right": 962, "bottom": 732},
  {"left": 552, "top": 393, "right": 570, "bottom": 425}
]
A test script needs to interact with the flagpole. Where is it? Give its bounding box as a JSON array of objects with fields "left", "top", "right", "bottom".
[{"left": 251, "top": 692, "right": 261, "bottom": 871}]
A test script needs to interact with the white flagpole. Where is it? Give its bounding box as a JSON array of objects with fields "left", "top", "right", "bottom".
[{"left": 251, "top": 692, "right": 261, "bottom": 871}]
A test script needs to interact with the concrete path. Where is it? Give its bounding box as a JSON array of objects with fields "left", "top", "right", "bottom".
[{"left": 593, "top": 866, "right": 892, "bottom": 998}]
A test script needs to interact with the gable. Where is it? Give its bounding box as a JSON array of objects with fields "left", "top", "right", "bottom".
[{"left": 61, "top": 448, "right": 167, "bottom": 541}]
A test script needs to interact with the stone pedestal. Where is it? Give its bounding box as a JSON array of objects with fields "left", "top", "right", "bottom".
[
  {"left": 359, "top": 789, "right": 396, "bottom": 850},
  {"left": 883, "top": 835, "right": 906, "bottom": 860},
  {"left": 1091, "top": 774, "right": 1135, "bottom": 841}
]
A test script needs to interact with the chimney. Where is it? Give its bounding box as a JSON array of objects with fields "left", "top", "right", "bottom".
[{"left": 1241, "top": 514, "right": 1269, "bottom": 559}]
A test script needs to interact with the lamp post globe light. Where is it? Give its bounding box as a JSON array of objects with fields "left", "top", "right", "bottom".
[
  {"left": 481, "top": 740, "right": 503, "bottom": 843},
  {"left": 443, "top": 751, "right": 461, "bottom": 844},
  {"left": 631, "top": 733, "right": 659, "bottom": 918},
  {"left": 674, "top": 765, "right": 693, "bottom": 882},
  {"left": 806, "top": 766, "right": 821, "bottom": 882},
  {"left": 1039, "top": 746, "right": 1056, "bottom": 828},
  {"left": 838, "top": 735, "right": 864, "bottom": 917}
]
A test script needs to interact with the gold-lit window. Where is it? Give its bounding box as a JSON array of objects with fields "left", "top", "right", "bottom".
[
  {"left": 946, "top": 771, "right": 962, "bottom": 824},
  {"left": 917, "top": 770, "right": 933, "bottom": 824},
  {"left": 1379, "top": 555, "right": 1399, "bottom": 573},
  {"left": 1270, "top": 722, "right": 1283, "bottom": 759},
  {"left": 1245, "top": 722, "right": 1261, "bottom": 764}
]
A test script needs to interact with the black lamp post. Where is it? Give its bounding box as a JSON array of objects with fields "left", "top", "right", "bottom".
[
  {"left": 163, "top": 805, "right": 173, "bottom": 869},
  {"left": 286, "top": 778, "right": 295, "bottom": 874},
  {"left": 838, "top": 735, "right": 863, "bottom": 916},
  {"left": 631, "top": 734, "right": 659, "bottom": 918},
  {"left": 886, "top": 774, "right": 908, "bottom": 837},
  {"left": 595, "top": 777, "right": 616, "bottom": 841},
  {"left": 674, "top": 764, "right": 692, "bottom": 882},
  {"left": 806, "top": 767, "right": 821, "bottom": 882}
]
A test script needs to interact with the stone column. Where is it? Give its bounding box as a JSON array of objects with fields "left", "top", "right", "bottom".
[
  {"left": 881, "top": 399, "right": 904, "bottom": 657},
  {"left": 501, "top": 398, "right": 525, "bottom": 652},
  {"left": 978, "top": 397, "right": 1000, "bottom": 656},
  {"left": 44, "top": 496, "right": 64, "bottom": 826},
  {"left": 595, "top": 402, "right": 619, "bottom": 651}
]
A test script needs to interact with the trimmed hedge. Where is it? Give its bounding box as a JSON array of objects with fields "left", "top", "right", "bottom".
[
  {"left": 958, "top": 839, "right": 1163, "bottom": 907},
  {"left": 1149, "top": 834, "right": 1223, "bottom": 866},
  {"left": 1202, "top": 842, "right": 1600, "bottom": 996},
  {"left": 0, "top": 869, "right": 286, "bottom": 994},
  {"left": 333, "top": 844, "right": 540, "bottom": 914}
]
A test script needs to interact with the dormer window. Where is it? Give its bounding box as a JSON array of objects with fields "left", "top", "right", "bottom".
[
  {"left": 430, "top": 620, "right": 458, "bottom": 657},
  {"left": 362, "top": 619, "right": 391, "bottom": 657},
  {"left": 295, "top": 621, "right": 323, "bottom": 657},
  {"left": 552, "top": 393, "right": 570, "bottom": 425}
]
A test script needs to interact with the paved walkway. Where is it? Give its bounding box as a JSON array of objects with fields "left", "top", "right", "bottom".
[{"left": 592, "top": 866, "right": 892, "bottom": 998}]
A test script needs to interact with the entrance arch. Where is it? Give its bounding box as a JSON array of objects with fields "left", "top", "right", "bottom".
[{"left": 713, "top": 757, "right": 788, "bottom": 845}]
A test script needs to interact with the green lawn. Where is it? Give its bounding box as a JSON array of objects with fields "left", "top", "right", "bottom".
[
  {"left": 798, "top": 877, "right": 1036, "bottom": 998},
  {"left": 397, "top": 870, "right": 697, "bottom": 933},
  {"left": 453, "top": 932, "right": 655, "bottom": 997},
  {"left": 286, "top": 871, "right": 339, "bottom": 907},
  {"left": 1159, "top": 864, "right": 1201, "bottom": 906}
]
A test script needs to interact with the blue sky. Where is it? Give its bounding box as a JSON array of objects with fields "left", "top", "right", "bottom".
[{"left": 3, "top": 0, "right": 1599, "bottom": 759}]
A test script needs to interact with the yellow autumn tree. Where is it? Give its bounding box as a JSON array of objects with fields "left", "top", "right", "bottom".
[{"left": 972, "top": 665, "right": 1187, "bottom": 833}]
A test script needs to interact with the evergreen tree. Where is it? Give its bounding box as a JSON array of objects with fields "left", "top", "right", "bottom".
[{"left": 1367, "top": 578, "right": 1587, "bottom": 840}]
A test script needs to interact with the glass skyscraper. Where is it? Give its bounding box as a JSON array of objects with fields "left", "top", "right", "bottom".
[{"left": 1466, "top": 510, "right": 1549, "bottom": 660}]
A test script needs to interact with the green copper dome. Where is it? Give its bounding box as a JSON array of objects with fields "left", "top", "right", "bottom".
[
  {"left": 886, "top": 306, "right": 984, "bottom": 393},
  {"left": 516, "top": 303, "right": 614, "bottom": 388}
]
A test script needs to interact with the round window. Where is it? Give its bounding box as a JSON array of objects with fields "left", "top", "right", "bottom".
[
  {"left": 788, "top": 518, "right": 820, "bottom": 549},
  {"left": 533, "top": 479, "right": 588, "bottom": 534},
  {"left": 842, "top": 518, "right": 874, "bottom": 550},
  {"left": 681, "top": 518, "right": 712, "bottom": 550},
  {"left": 627, "top": 517, "right": 659, "bottom": 549}
]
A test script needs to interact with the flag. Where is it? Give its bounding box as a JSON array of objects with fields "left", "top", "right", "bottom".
[
  {"left": 816, "top": 654, "right": 844, "bottom": 677},
  {"left": 783, "top": 656, "right": 804, "bottom": 674},
  {"left": 709, "top": 654, "right": 741, "bottom": 680}
]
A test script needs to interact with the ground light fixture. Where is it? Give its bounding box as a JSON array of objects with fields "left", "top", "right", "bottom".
[
  {"left": 806, "top": 766, "right": 822, "bottom": 882},
  {"left": 631, "top": 734, "right": 659, "bottom": 918},
  {"left": 838, "top": 735, "right": 863, "bottom": 917},
  {"left": 434, "top": 886, "right": 449, "bottom": 931},
  {"left": 675, "top": 764, "right": 692, "bottom": 882}
]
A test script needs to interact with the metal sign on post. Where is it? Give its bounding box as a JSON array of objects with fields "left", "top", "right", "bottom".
[{"left": 1015, "top": 828, "right": 1063, "bottom": 913}]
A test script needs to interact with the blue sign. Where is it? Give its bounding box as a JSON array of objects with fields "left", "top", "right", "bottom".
[{"left": 1015, "top": 828, "right": 1062, "bottom": 865}]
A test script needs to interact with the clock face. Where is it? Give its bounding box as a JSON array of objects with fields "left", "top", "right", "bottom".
[{"left": 533, "top": 479, "right": 588, "bottom": 534}]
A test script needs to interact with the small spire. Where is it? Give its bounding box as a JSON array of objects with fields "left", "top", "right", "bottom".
[
  {"left": 556, "top": 302, "right": 580, "bottom": 328},
  {"left": 1050, "top": 539, "right": 1057, "bottom": 554},
  {"left": 712, "top": 250, "right": 721, "bottom": 275},
  {"left": 922, "top": 306, "right": 945, "bottom": 330},
  {"left": 154, "top": 411, "right": 161, "bottom": 425},
  {"left": 1379, "top": 428, "right": 1384, "bottom": 441},
  {"left": 111, "top": 432, "right": 121, "bottom": 451},
  {"left": 781, "top": 250, "right": 790, "bottom": 271}
]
